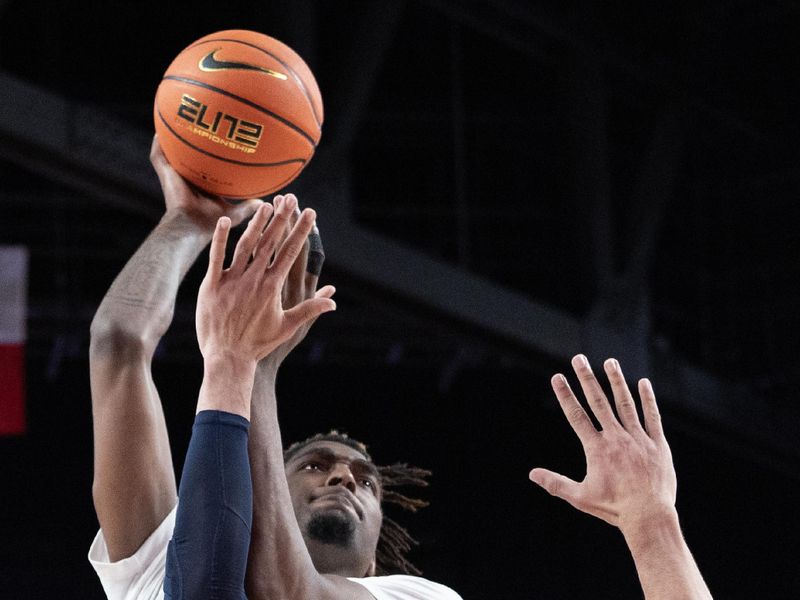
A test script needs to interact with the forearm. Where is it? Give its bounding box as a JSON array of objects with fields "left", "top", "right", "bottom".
[
  {"left": 90, "top": 210, "right": 213, "bottom": 350},
  {"left": 245, "top": 364, "right": 321, "bottom": 600},
  {"left": 89, "top": 210, "right": 213, "bottom": 559},
  {"left": 621, "top": 508, "right": 713, "bottom": 600},
  {"left": 166, "top": 411, "right": 252, "bottom": 600}
]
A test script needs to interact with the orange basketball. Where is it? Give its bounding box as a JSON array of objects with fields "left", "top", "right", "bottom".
[{"left": 153, "top": 30, "right": 323, "bottom": 199}]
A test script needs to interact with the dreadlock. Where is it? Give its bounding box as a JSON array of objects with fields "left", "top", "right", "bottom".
[{"left": 284, "top": 431, "right": 432, "bottom": 576}]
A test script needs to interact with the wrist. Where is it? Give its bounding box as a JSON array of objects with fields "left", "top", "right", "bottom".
[
  {"left": 198, "top": 352, "right": 258, "bottom": 419},
  {"left": 160, "top": 207, "right": 217, "bottom": 236},
  {"left": 256, "top": 356, "right": 281, "bottom": 378},
  {"left": 203, "top": 351, "right": 258, "bottom": 378},
  {"left": 620, "top": 504, "right": 681, "bottom": 550}
]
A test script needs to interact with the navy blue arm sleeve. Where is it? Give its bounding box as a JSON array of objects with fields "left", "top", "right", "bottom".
[{"left": 164, "top": 410, "right": 252, "bottom": 600}]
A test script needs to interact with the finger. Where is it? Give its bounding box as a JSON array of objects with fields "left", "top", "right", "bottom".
[
  {"left": 228, "top": 198, "right": 263, "bottom": 224},
  {"left": 284, "top": 206, "right": 308, "bottom": 308},
  {"left": 149, "top": 135, "right": 190, "bottom": 193},
  {"left": 528, "top": 468, "right": 581, "bottom": 504},
  {"left": 149, "top": 135, "right": 171, "bottom": 183},
  {"left": 254, "top": 196, "right": 287, "bottom": 262},
  {"left": 230, "top": 203, "right": 273, "bottom": 274},
  {"left": 638, "top": 378, "right": 665, "bottom": 441},
  {"left": 206, "top": 217, "right": 231, "bottom": 282},
  {"left": 603, "top": 358, "right": 643, "bottom": 433},
  {"left": 282, "top": 295, "right": 337, "bottom": 335},
  {"left": 551, "top": 373, "right": 598, "bottom": 446},
  {"left": 315, "top": 285, "right": 336, "bottom": 299},
  {"left": 277, "top": 195, "right": 299, "bottom": 242},
  {"left": 252, "top": 195, "right": 295, "bottom": 270},
  {"left": 307, "top": 223, "right": 325, "bottom": 278},
  {"left": 291, "top": 286, "right": 338, "bottom": 333},
  {"left": 149, "top": 135, "right": 162, "bottom": 165},
  {"left": 271, "top": 207, "right": 316, "bottom": 280},
  {"left": 571, "top": 354, "right": 621, "bottom": 432}
]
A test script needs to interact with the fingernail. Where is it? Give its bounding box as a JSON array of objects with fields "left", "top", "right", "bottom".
[
  {"left": 551, "top": 373, "right": 567, "bottom": 389},
  {"left": 605, "top": 358, "right": 619, "bottom": 372},
  {"left": 572, "top": 354, "right": 588, "bottom": 369}
]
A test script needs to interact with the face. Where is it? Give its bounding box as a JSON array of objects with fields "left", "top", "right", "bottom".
[{"left": 285, "top": 440, "right": 383, "bottom": 577}]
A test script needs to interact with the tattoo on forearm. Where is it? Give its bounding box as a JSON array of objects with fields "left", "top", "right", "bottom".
[{"left": 104, "top": 220, "right": 206, "bottom": 310}]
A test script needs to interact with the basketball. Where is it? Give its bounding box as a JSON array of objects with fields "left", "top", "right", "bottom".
[{"left": 153, "top": 30, "right": 323, "bottom": 199}]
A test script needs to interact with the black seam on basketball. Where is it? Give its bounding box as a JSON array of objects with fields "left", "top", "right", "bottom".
[
  {"left": 156, "top": 108, "right": 308, "bottom": 168},
  {"left": 185, "top": 38, "right": 323, "bottom": 129},
  {"left": 162, "top": 75, "right": 318, "bottom": 148},
  {"left": 246, "top": 165, "right": 307, "bottom": 197}
]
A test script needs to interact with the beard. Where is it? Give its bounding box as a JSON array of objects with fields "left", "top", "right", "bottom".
[{"left": 307, "top": 511, "right": 356, "bottom": 547}]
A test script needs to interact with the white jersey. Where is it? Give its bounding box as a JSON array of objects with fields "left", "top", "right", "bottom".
[{"left": 88, "top": 505, "right": 461, "bottom": 600}]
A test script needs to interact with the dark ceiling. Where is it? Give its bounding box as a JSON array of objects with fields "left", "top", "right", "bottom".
[{"left": 1, "top": 1, "right": 799, "bottom": 598}]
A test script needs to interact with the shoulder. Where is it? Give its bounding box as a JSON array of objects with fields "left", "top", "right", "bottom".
[
  {"left": 348, "top": 574, "right": 462, "bottom": 600},
  {"left": 88, "top": 504, "right": 177, "bottom": 600}
]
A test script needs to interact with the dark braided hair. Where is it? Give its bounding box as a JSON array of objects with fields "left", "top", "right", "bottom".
[{"left": 284, "top": 431, "right": 432, "bottom": 575}]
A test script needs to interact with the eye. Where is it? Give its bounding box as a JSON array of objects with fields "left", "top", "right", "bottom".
[
  {"left": 301, "top": 462, "right": 324, "bottom": 472},
  {"left": 360, "top": 478, "right": 378, "bottom": 493}
]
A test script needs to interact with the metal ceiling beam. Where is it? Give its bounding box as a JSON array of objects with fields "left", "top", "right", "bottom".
[
  {"left": 0, "top": 68, "right": 579, "bottom": 358},
  {"left": 0, "top": 71, "right": 161, "bottom": 219}
]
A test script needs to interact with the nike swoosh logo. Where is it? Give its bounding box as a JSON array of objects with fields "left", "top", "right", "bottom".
[{"left": 199, "top": 50, "right": 288, "bottom": 80}]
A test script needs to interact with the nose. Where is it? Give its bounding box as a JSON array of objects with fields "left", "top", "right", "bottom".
[{"left": 325, "top": 462, "right": 356, "bottom": 493}]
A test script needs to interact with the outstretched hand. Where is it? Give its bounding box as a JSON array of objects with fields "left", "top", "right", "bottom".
[
  {"left": 258, "top": 193, "right": 333, "bottom": 372},
  {"left": 196, "top": 196, "right": 336, "bottom": 366},
  {"left": 150, "top": 135, "right": 261, "bottom": 230},
  {"left": 529, "top": 355, "right": 677, "bottom": 532}
]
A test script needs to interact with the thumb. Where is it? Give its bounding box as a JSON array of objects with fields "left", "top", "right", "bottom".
[
  {"left": 149, "top": 135, "right": 172, "bottom": 182},
  {"left": 231, "top": 198, "right": 263, "bottom": 221},
  {"left": 284, "top": 296, "right": 337, "bottom": 331},
  {"left": 315, "top": 285, "right": 336, "bottom": 300},
  {"left": 529, "top": 468, "right": 580, "bottom": 502}
]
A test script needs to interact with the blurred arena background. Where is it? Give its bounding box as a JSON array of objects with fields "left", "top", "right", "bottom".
[{"left": 1, "top": 1, "right": 799, "bottom": 598}]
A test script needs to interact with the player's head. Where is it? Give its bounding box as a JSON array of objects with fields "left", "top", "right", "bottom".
[{"left": 284, "top": 431, "right": 430, "bottom": 577}]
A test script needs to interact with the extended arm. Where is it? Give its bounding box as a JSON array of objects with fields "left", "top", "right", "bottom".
[
  {"left": 165, "top": 198, "right": 336, "bottom": 599},
  {"left": 89, "top": 137, "right": 260, "bottom": 561},
  {"left": 529, "top": 355, "right": 712, "bottom": 600},
  {"left": 244, "top": 198, "right": 372, "bottom": 600}
]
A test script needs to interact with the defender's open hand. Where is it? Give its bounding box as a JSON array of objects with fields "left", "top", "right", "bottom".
[
  {"left": 196, "top": 197, "right": 336, "bottom": 365},
  {"left": 529, "top": 355, "right": 677, "bottom": 532}
]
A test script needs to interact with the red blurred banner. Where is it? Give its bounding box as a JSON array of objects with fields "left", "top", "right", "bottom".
[
  {"left": 0, "top": 246, "right": 28, "bottom": 436},
  {"left": 0, "top": 344, "right": 25, "bottom": 435}
]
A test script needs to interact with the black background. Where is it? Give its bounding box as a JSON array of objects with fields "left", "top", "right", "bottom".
[{"left": 1, "top": 1, "right": 799, "bottom": 598}]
